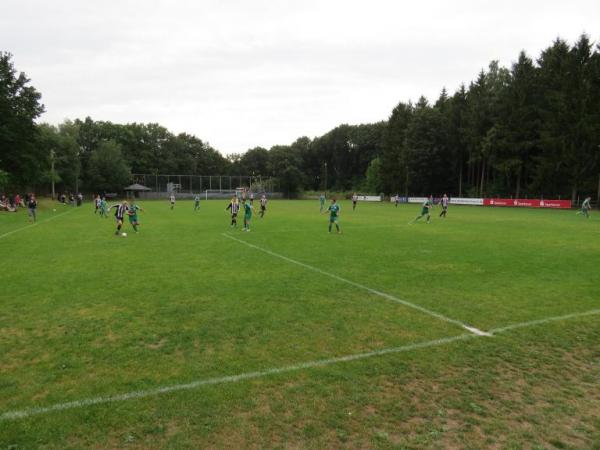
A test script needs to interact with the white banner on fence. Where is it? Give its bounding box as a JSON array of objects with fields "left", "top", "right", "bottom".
[
  {"left": 408, "top": 197, "right": 427, "bottom": 204},
  {"left": 357, "top": 195, "right": 382, "bottom": 202},
  {"left": 449, "top": 197, "right": 484, "bottom": 206}
]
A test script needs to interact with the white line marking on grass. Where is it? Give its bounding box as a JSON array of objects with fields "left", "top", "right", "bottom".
[
  {"left": 242, "top": 225, "right": 417, "bottom": 234},
  {"left": 2, "top": 308, "right": 600, "bottom": 422},
  {"left": 488, "top": 309, "right": 600, "bottom": 334},
  {"left": 0, "top": 334, "right": 473, "bottom": 422},
  {"left": 222, "top": 233, "right": 487, "bottom": 335},
  {"left": 0, "top": 209, "right": 73, "bottom": 240},
  {"left": 463, "top": 325, "right": 493, "bottom": 337}
]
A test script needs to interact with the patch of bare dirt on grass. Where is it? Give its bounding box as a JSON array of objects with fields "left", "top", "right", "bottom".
[{"left": 145, "top": 337, "right": 167, "bottom": 350}]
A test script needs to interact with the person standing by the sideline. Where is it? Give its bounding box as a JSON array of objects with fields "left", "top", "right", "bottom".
[{"left": 27, "top": 194, "right": 37, "bottom": 222}]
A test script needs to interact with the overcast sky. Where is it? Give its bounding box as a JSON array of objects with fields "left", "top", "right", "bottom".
[{"left": 2, "top": 0, "right": 599, "bottom": 154}]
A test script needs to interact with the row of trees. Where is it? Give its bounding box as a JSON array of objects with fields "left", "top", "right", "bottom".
[
  {"left": 36, "top": 119, "right": 230, "bottom": 194},
  {"left": 381, "top": 37, "right": 600, "bottom": 202},
  {"left": 34, "top": 120, "right": 387, "bottom": 197},
  {"left": 262, "top": 35, "right": 599, "bottom": 201},
  {"left": 2, "top": 35, "right": 600, "bottom": 200}
]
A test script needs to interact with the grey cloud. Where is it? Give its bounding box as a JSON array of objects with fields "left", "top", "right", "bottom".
[{"left": 2, "top": 0, "right": 599, "bottom": 153}]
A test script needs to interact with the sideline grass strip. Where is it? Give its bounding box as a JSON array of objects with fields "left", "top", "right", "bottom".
[{"left": 0, "top": 209, "right": 73, "bottom": 240}]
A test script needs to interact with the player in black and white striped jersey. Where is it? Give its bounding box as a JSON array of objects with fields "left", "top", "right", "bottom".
[
  {"left": 259, "top": 194, "right": 267, "bottom": 218},
  {"left": 225, "top": 196, "right": 240, "bottom": 227},
  {"left": 439, "top": 194, "right": 449, "bottom": 218},
  {"left": 109, "top": 200, "right": 129, "bottom": 235}
]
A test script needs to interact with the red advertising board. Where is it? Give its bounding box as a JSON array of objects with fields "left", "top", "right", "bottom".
[
  {"left": 483, "top": 198, "right": 571, "bottom": 209},
  {"left": 538, "top": 199, "right": 572, "bottom": 209}
]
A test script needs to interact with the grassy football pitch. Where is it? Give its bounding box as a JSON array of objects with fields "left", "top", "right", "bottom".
[{"left": 1, "top": 199, "right": 599, "bottom": 449}]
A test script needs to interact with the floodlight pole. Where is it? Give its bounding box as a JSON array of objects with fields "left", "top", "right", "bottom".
[
  {"left": 74, "top": 146, "right": 82, "bottom": 194},
  {"left": 597, "top": 145, "right": 600, "bottom": 208},
  {"left": 597, "top": 172, "right": 600, "bottom": 208},
  {"left": 50, "top": 148, "right": 56, "bottom": 199}
]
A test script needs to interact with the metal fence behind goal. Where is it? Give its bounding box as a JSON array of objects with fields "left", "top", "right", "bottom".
[{"left": 130, "top": 174, "right": 280, "bottom": 199}]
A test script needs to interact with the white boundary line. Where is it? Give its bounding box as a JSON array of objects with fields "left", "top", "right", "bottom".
[
  {"left": 488, "top": 309, "right": 600, "bottom": 334},
  {"left": 2, "top": 308, "right": 600, "bottom": 422},
  {"left": 0, "top": 209, "right": 73, "bottom": 240},
  {"left": 222, "top": 233, "right": 490, "bottom": 336}
]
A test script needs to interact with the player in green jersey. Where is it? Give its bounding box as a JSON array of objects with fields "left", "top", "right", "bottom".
[
  {"left": 323, "top": 198, "right": 341, "bottom": 233},
  {"left": 243, "top": 199, "right": 254, "bottom": 232},
  {"left": 127, "top": 202, "right": 144, "bottom": 232},
  {"left": 411, "top": 196, "right": 433, "bottom": 224},
  {"left": 99, "top": 197, "right": 109, "bottom": 218},
  {"left": 576, "top": 196, "right": 592, "bottom": 218},
  {"left": 319, "top": 193, "right": 326, "bottom": 212},
  {"left": 194, "top": 194, "right": 201, "bottom": 211}
]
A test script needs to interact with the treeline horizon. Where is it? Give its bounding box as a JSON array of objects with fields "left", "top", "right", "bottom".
[{"left": 1, "top": 34, "right": 599, "bottom": 201}]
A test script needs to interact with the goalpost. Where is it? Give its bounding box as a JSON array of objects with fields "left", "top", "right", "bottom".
[
  {"left": 131, "top": 174, "right": 278, "bottom": 199},
  {"left": 204, "top": 187, "right": 250, "bottom": 200},
  {"left": 204, "top": 189, "right": 238, "bottom": 200}
]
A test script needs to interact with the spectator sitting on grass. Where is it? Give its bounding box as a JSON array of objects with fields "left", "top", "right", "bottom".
[{"left": 0, "top": 197, "right": 16, "bottom": 212}]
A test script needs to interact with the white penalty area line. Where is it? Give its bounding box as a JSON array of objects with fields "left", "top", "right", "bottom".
[
  {"left": 0, "top": 334, "right": 472, "bottom": 422},
  {"left": 222, "top": 233, "right": 490, "bottom": 336},
  {"left": 3, "top": 308, "right": 600, "bottom": 422},
  {"left": 0, "top": 209, "right": 74, "bottom": 240}
]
